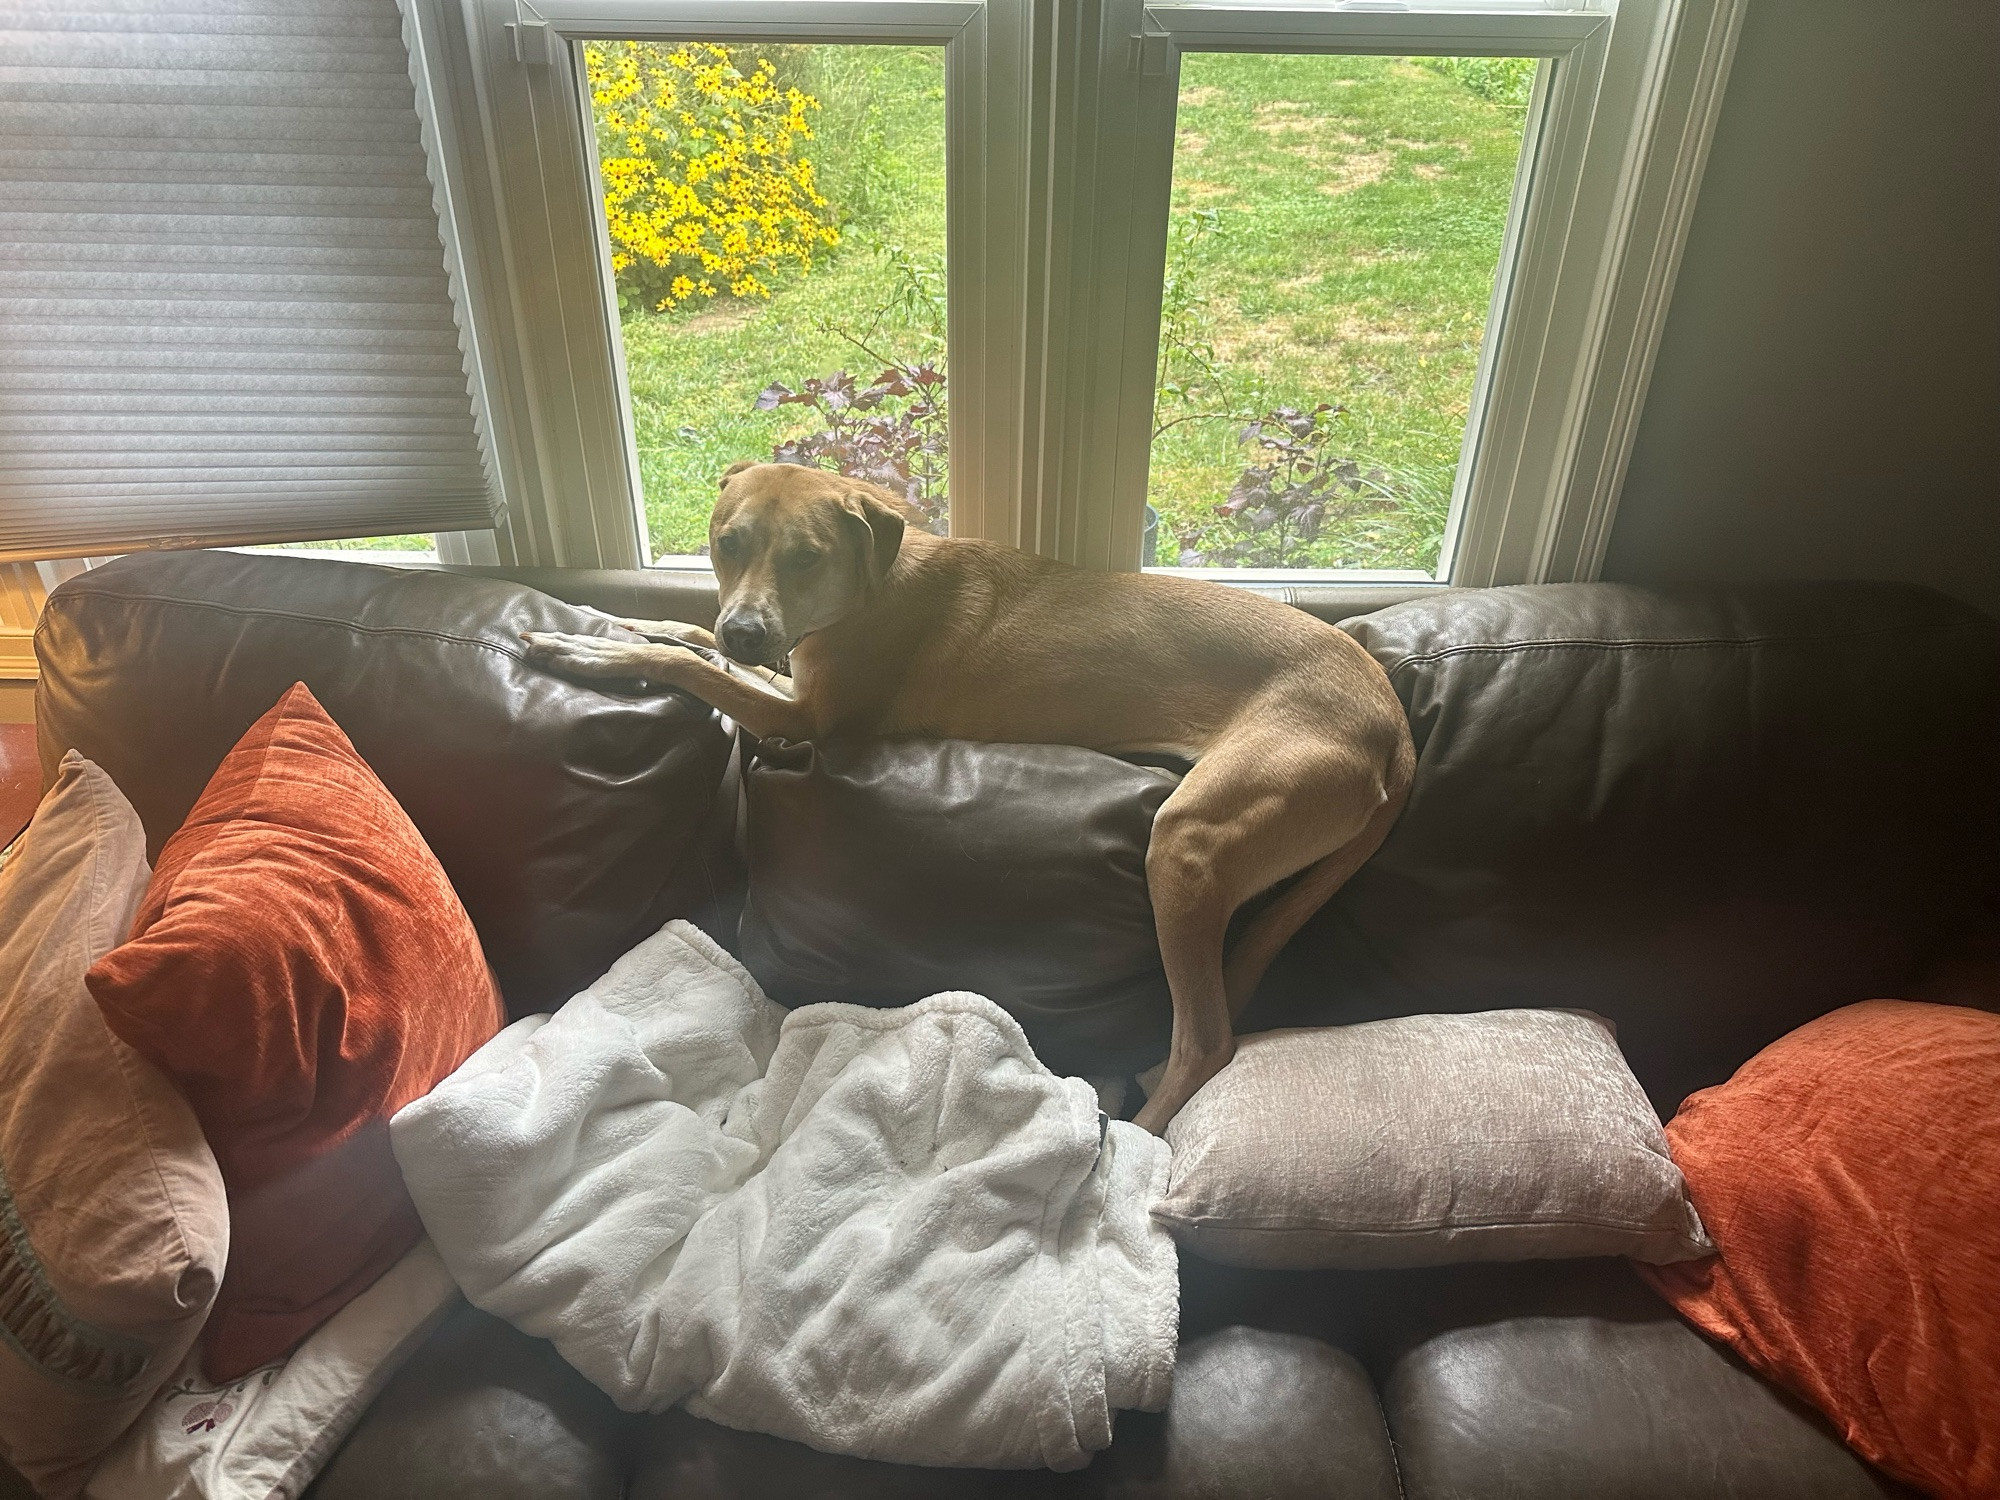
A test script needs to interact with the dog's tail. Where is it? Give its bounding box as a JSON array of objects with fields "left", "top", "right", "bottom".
[{"left": 1221, "top": 735, "right": 1415, "bottom": 1017}]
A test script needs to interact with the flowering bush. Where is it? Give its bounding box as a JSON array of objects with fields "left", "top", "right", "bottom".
[{"left": 585, "top": 42, "right": 839, "bottom": 312}]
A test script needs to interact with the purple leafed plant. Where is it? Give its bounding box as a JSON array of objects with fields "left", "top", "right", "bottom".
[
  {"left": 755, "top": 364, "right": 949, "bottom": 533},
  {"left": 1179, "top": 403, "right": 1398, "bottom": 568}
]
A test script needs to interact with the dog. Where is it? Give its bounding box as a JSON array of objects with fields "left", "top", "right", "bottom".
[{"left": 523, "top": 461, "right": 1415, "bottom": 1133}]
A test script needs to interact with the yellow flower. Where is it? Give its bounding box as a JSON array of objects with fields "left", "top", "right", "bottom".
[{"left": 585, "top": 40, "right": 834, "bottom": 310}]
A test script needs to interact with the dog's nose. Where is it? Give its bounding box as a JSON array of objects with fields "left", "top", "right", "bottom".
[{"left": 718, "top": 617, "right": 770, "bottom": 661}]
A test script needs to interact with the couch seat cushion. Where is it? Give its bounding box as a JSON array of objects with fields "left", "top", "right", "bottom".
[
  {"left": 300, "top": 1257, "right": 1914, "bottom": 1500},
  {"left": 627, "top": 1327, "right": 1400, "bottom": 1500},
  {"left": 305, "top": 1289, "right": 1402, "bottom": 1500},
  {"left": 1365, "top": 1259, "right": 1912, "bottom": 1500},
  {"left": 302, "top": 1305, "right": 631, "bottom": 1500}
]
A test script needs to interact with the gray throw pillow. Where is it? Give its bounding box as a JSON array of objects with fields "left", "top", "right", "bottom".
[{"left": 1155, "top": 1009, "right": 1714, "bottom": 1269}]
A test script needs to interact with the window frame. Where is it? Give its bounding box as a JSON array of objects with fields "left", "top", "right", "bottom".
[
  {"left": 406, "top": 0, "right": 1744, "bottom": 595},
  {"left": 406, "top": 0, "right": 1030, "bottom": 569},
  {"left": 1051, "top": 0, "right": 1744, "bottom": 588}
]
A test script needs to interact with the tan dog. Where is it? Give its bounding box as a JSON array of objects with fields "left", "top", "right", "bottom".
[{"left": 524, "top": 461, "right": 1415, "bottom": 1132}]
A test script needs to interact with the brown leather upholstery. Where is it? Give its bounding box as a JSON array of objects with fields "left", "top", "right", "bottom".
[
  {"left": 1365, "top": 1260, "right": 1914, "bottom": 1499},
  {"left": 306, "top": 1304, "right": 631, "bottom": 1500},
  {"left": 1260, "top": 580, "right": 2000, "bottom": 1112},
  {"left": 727, "top": 580, "right": 2000, "bottom": 1111},
  {"left": 440, "top": 564, "right": 723, "bottom": 630},
  {"left": 620, "top": 1327, "right": 1401, "bottom": 1500},
  {"left": 739, "top": 737, "right": 1180, "bottom": 1075},
  {"left": 21, "top": 558, "right": 1978, "bottom": 1500},
  {"left": 285, "top": 1255, "right": 1905, "bottom": 1500},
  {"left": 33, "top": 551, "right": 738, "bottom": 1017},
  {"left": 429, "top": 566, "right": 1431, "bottom": 635}
]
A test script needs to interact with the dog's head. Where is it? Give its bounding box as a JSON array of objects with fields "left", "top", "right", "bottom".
[{"left": 707, "top": 462, "right": 920, "bottom": 667}]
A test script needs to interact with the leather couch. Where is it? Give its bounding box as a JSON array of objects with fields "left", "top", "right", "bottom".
[{"left": 16, "top": 550, "right": 1998, "bottom": 1500}]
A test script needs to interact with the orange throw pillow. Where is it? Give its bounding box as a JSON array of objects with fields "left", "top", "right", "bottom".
[
  {"left": 1640, "top": 999, "right": 2000, "bottom": 1499},
  {"left": 87, "top": 683, "right": 504, "bottom": 1380}
]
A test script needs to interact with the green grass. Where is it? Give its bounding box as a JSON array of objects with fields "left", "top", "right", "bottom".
[
  {"left": 265, "top": 534, "right": 436, "bottom": 552},
  {"left": 1152, "top": 53, "right": 1534, "bottom": 570},
  {"left": 610, "top": 46, "right": 1531, "bottom": 570}
]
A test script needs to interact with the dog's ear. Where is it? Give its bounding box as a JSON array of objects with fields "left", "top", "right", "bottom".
[
  {"left": 839, "top": 488, "right": 907, "bottom": 584},
  {"left": 718, "top": 459, "right": 758, "bottom": 490}
]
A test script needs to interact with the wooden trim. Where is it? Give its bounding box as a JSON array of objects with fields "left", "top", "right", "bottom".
[
  {"left": 0, "top": 560, "right": 111, "bottom": 681},
  {"left": 0, "top": 565, "right": 45, "bottom": 681},
  {"left": 0, "top": 633, "right": 34, "bottom": 683}
]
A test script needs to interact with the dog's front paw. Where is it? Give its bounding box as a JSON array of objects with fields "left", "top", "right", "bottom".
[
  {"left": 609, "top": 617, "right": 715, "bottom": 651},
  {"left": 519, "top": 630, "right": 648, "bottom": 683}
]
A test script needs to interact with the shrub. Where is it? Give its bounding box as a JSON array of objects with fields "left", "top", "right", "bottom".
[
  {"left": 1176, "top": 404, "right": 1398, "bottom": 568},
  {"left": 1418, "top": 56, "right": 1540, "bottom": 112},
  {"left": 1153, "top": 208, "right": 1234, "bottom": 433},
  {"left": 756, "top": 365, "right": 949, "bottom": 531},
  {"left": 585, "top": 42, "right": 840, "bottom": 312},
  {"left": 750, "top": 243, "right": 949, "bottom": 530}
]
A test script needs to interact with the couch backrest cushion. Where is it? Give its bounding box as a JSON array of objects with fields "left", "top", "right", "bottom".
[
  {"left": 1249, "top": 581, "right": 2000, "bottom": 1111},
  {"left": 739, "top": 738, "right": 1180, "bottom": 1077},
  {"left": 35, "top": 552, "right": 737, "bottom": 1017}
]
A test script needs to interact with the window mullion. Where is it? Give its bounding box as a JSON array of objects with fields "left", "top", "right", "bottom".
[{"left": 1013, "top": 0, "right": 1176, "bottom": 570}]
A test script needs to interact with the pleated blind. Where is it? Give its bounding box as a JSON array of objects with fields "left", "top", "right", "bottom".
[{"left": 0, "top": 1, "right": 496, "bottom": 561}]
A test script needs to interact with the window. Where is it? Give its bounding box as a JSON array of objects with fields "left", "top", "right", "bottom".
[
  {"left": 1145, "top": 52, "right": 1538, "bottom": 577},
  {"left": 583, "top": 40, "right": 951, "bottom": 561},
  {"left": 406, "top": 0, "right": 1745, "bottom": 593}
]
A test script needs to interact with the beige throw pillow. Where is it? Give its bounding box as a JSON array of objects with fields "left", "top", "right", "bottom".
[
  {"left": 1155, "top": 1010, "right": 1713, "bottom": 1269},
  {"left": 0, "top": 753, "right": 229, "bottom": 1499}
]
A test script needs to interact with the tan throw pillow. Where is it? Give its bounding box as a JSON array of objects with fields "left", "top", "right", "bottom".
[
  {"left": 1155, "top": 1010, "right": 1713, "bottom": 1269},
  {"left": 0, "top": 753, "right": 229, "bottom": 1499}
]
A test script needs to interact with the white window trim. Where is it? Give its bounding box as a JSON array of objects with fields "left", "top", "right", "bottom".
[
  {"left": 404, "top": 0, "right": 1029, "bottom": 570},
  {"left": 1063, "top": 0, "right": 1745, "bottom": 588},
  {"left": 404, "top": 0, "right": 1743, "bottom": 593}
]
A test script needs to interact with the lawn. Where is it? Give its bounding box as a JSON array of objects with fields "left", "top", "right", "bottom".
[
  {"left": 1153, "top": 53, "right": 1533, "bottom": 570},
  {"left": 605, "top": 46, "right": 1533, "bottom": 568}
]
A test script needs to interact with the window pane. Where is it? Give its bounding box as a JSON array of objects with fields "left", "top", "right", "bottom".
[
  {"left": 584, "top": 42, "right": 949, "bottom": 562},
  {"left": 1148, "top": 54, "right": 1536, "bottom": 573}
]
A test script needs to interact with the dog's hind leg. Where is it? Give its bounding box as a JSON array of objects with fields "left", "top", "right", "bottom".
[
  {"left": 1222, "top": 729, "right": 1414, "bottom": 1017},
  {"left": 1131, "top": 730, "right": 1405, "bottom": 1135}
]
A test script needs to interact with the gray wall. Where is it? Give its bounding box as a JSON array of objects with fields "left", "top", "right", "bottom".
[{"left": 1601, "top": 0, "right": 1999, "bottom": 618}]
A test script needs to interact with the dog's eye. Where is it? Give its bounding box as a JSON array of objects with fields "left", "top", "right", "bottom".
[
  {"left": 786, "top": 547, "right": 823, "bottom": 570},
  {"left": 714, "top": 532, "right": 742, "bottom": 561}
]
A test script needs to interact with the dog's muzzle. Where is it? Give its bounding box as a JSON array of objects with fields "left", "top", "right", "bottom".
[{"left": 717, "top": 613, "right": 776, "bottom": 664}]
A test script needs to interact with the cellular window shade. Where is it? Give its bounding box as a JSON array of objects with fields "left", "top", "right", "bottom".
[{"left": 0, "top": 1, "right": 495, "bottom": 561}]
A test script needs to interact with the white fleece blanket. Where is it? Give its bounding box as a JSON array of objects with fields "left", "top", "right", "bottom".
[{"left": 390, "top": 921, "right": 1178, "bottom": 1471}]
